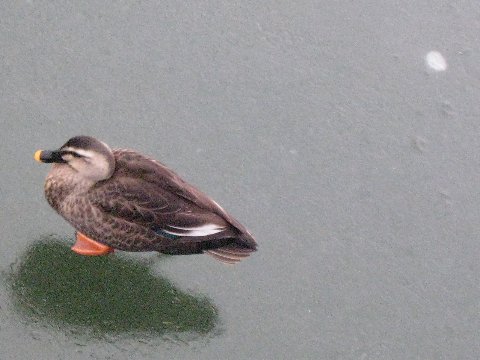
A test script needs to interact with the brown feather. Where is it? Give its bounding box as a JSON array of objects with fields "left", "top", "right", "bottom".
[{"left": 39, "top": 138, "right": 257, "bottom": 262}]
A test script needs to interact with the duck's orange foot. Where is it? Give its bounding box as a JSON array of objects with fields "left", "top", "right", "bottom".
[{"left": 72, "top": 232, "right": 114, "bottom": 256}]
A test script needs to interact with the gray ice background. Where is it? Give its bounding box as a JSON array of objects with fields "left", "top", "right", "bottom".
[{"left": 1, "top": 1, "right": 480, "bottom": 359}]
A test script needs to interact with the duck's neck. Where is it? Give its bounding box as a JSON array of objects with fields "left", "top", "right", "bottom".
[{"left": 44, "top": 164, "right": 95, "bottom": 211}]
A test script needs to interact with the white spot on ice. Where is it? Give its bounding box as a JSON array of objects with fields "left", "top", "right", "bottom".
[{"left": 425, "top": 51, "right": 447, "bottom": 72}]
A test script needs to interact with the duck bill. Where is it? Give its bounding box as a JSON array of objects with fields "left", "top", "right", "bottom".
[{"left": 34, "top": 150, "right": 66, "bottom": 163}]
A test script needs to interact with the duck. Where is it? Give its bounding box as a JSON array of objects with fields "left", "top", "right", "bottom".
[{"left": 34, "top": 136, "right": 257, "bottom": 264}]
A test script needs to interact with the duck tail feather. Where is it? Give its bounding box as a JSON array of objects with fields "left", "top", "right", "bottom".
[{"left": 206, "top": 243, "right": 256, "bottom": 264}]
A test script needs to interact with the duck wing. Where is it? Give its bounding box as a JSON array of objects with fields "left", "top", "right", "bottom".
[
  {"left": 87, "top": 150, "right": 256, "bottom": 261},
  {"left": 113, "top": 150, "right": 256, "bottom": 242},
  {"left": 90, "top": 176, "right": 231, "bottom": 239}
]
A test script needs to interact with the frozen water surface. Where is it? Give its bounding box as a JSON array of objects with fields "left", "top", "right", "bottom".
[{"left": 1, "top": 1, "right": 480, "bottom": 359}]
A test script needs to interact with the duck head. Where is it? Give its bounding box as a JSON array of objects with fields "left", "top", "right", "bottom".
[{"left": 35, "top": 136, "right": 115, "bottom": 183}]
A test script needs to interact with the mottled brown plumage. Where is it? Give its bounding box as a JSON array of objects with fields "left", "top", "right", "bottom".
[{"left": 36, "top": 136, "right": 257, "bottom": 264}]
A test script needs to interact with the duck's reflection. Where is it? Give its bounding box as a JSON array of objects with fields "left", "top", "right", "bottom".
[{"left": 8, "top": 236, "right": 219, "bottom": 339}]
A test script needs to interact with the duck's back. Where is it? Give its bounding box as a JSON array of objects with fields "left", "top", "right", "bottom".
[{"left": 90, "top": 149, "right": 257, "bottom": 263}]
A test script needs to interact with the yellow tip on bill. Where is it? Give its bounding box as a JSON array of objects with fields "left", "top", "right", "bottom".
[{"left": 34, "top": 150, "right": 43, "bottom": 162}]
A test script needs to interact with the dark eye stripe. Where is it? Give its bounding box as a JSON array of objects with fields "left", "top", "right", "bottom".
[{"left": 61, "top": 150, "right": 83, "bottom": 158}]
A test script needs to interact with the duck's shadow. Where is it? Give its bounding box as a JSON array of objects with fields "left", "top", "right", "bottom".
[{"left": 7, "top": 236, "right": 219, "bottom": 340}]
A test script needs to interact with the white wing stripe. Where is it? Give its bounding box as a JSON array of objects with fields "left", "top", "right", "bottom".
[{"left": 163, "top": 223, "right": 225, "bottom": 237}]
